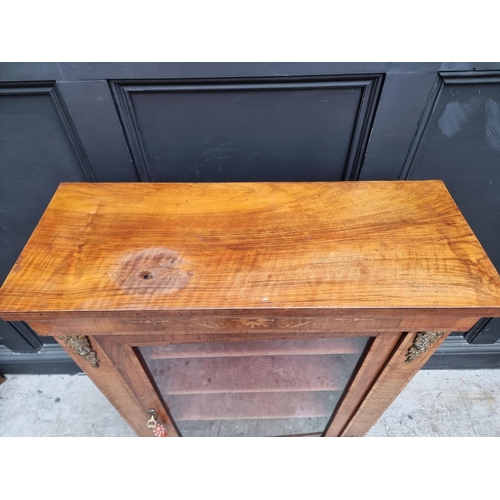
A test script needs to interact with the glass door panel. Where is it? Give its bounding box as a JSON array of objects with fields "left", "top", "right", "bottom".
[{"left": 140, "top": 337, "right": 369, "bottom": 437}]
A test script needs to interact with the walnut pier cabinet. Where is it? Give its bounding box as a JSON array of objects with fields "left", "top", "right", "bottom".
[{"left": 1, "top": 181, "right": 500, "bottom": 437}]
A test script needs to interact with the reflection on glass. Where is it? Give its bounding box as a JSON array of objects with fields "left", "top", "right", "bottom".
[{"left": 140, "top": 337, "right": 369, "bottom": 437}]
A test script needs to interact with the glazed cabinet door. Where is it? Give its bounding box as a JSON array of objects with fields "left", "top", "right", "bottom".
[{"left": 138, "top": 337, "right": 370, "bottom": 437}]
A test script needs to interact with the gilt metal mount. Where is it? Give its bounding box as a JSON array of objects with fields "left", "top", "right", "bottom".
[
  {"left": 405, "top": 331, "right": 445, "bottom": 363},
  {"left": 59, "top": 335, "right": 99, "bottom": 368}
]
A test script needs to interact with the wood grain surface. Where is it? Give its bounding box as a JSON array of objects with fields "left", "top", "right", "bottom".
[
  {"left": 1, "top": 181, "right": 500, "bottom": 320},
  {"left": 25, "top": 315, "right": 480, "bottom": 337},
  {"left": 324, "top": 333, "right": 403, "bottom": 436}
]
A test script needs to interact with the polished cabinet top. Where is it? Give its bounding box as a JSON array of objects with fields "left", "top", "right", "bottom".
[{"left": 1, "top": 181, "right": 500, "bottom": 319}]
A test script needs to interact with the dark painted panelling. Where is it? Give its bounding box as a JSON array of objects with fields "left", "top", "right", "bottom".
[
  {"left": 359, "top": 72, "right": 439, "bottom": 180},
  {"left": 0, "top": 344, "right": 81, "bottom": 374},
  {"left": 0, "top": 84, "right": 93, "bottom": 351},
  {"left": 2, "top": 63, "right": 500, "bottom": 82},
  {"left": 403, "top": 74, "right": 500, "bottom": 270},
  {"left": 57, "top": 81, "right": 138, "bottom": 182},
  {"left": 0, "top": 321, "right": 42, "bottom": 352},
  {"left": 464, "top": 318, "right": 500, "bottom": 345},
  {"left": 424, "top": 336, "right": 500, "bottom": 369},
  {"left": 132, "top": 86, "right": 360, "bottom": 181},
  {"left": 112, "top": 77, "right": 382, "bottom": 182}
]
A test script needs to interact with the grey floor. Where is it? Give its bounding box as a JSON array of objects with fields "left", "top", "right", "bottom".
[{"left": 1, "top": 369, "right": 499, "bottom": 437}]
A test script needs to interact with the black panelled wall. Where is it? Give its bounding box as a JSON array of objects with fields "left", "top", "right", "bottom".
[{"left": 1, "top": 63, "right": 500, "bottom": 373}]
